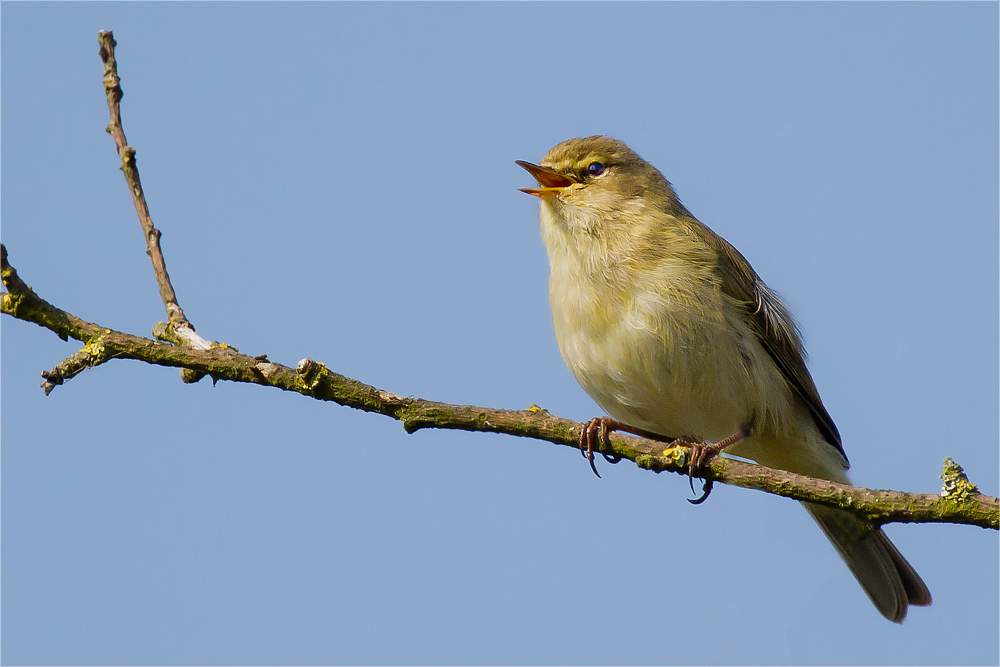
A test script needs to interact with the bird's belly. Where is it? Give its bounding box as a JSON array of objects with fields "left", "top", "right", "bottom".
[{"left": 555, "top": 309, "right": 756, "bottom": 442}]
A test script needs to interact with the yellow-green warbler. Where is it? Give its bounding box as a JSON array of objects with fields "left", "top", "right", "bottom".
[{"left": 518, "top": 136, "right": 930, "bottom": 623}]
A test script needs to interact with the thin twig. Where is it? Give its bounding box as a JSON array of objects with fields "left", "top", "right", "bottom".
[
  {"left": 97, "top": 30, "right": 211, "bottom": 357},
  {"left": 3, "top": 243, "right": 997, "bottom": 531}
]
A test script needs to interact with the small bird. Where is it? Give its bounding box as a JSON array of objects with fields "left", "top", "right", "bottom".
[{"left": 517, "top": 136, "right": 931, "bottom": 622}]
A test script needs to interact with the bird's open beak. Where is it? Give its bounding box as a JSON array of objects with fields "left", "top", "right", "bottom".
[{"left": 516, "top": 160, "right": 576, "bottom": 197}]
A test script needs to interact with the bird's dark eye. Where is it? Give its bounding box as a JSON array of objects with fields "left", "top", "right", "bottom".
[{"left": 587, "top": 161, "right": 605, "bottom": 177}]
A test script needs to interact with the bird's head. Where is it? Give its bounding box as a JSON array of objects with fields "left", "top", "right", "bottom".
[{"left": 517, "top": 136, "right": 682, "bottom": 235}]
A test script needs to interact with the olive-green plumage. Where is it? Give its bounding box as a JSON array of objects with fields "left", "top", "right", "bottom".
[{"left": 519, "top": 135, "right": 930, "bottom": 622}]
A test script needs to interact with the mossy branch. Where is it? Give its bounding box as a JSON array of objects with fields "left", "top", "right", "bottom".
[
  {"left": 2, "top": 30, "right": 997, "bottom": 535},
  {"left": 3, "top": 244, "right": 997, "bottom": 530}
]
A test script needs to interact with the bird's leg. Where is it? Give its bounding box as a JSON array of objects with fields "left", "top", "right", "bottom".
[
  {"left": 578, "top": 418, "right": 746, "bottom": 489},
  {"left": 580, "top": 418, "right": 676, "bottom": 477}
]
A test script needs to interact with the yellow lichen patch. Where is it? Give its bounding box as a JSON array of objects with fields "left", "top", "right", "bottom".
[
  {"left": 940, "top": 457, "right": 979, "bottom": 502},
  {"left": 84, "top": 339, "right": 106, "bottom": 359},
  {"left": 1, "top": 292, "right": 24, "bottom": 311},
  {"left": 527, "top": 404, "right": 548, "bottom": 414},
  {"left": 661, "top": 445, "right": 688, "bottom": 467}
]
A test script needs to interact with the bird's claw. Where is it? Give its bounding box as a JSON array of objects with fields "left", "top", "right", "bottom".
[
  {"left": 682, "top": 429, "right": 747, "bottom": 504},
  {"left": 685, "top": 441, "right": 719, "bottom": 478},
  {"left": 682, "top": 441, "right": 719, "bottom": 502},
  {"left": 688, "top": 479, "right": 714, "bottom": 505},
  {"left": 579, "top": 417, "right": 622, "bottom": 479}
]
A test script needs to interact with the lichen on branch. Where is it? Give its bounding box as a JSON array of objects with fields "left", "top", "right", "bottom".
[
  {"left": 1, "top": 30, "right": 996, "bottom": 538},
  {"left": 3, "top": 244, "right": 997, "bottom": 530}
]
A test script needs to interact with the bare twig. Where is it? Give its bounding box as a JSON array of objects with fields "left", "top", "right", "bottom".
[
  {"left": 3, "top": 243, "right": 997, "bottom": 530},
  {"left": 97, "top": 31, "right": 211, "bottom": 361}
]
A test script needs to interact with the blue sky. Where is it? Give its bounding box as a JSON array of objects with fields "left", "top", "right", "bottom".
[{"left": 2, "top": 3, "right": 997, "bottom": 665}]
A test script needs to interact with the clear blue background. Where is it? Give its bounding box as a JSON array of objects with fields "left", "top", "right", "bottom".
[{"left": 2, "top": 3, "right": 997, "bottom": 665}]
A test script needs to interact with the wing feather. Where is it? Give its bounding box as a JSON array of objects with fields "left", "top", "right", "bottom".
[{"left": 689, "top": 219, "right": 846, "bottom": 462}]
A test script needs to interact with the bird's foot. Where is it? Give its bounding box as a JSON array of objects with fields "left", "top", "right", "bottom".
[
  {"left": 579, "top": 417, "right": 625, "bottom": 478},
  {"left": 680, "top": 429, "right": 748, "bottom": 504}
]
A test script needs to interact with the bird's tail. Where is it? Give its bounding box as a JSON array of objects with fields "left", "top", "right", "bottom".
[{"left": 804, "top": 502, "right": 932, "bottom": 623}]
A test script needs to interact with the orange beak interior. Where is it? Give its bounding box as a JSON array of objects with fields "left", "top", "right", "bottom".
[{"left": 516, "top": 160, "right": 576, "bottom": 196}]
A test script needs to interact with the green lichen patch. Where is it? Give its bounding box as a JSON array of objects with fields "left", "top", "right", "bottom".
[
  {"left": 940, "top": 458, "right": 979, "bottom": 502},
  {"left": 295, "top": 359, "right": 329, "bottom": 393}
]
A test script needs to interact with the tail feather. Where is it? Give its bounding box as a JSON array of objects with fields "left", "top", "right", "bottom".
[
  {"left": 877, "top": 529, "right": 933, "bottom": 608},
  {"left": 805, "top": 503, "right": 931, "bottom": 623}
]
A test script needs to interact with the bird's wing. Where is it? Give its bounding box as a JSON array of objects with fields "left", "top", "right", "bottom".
[{"left": 695, "top": 222, "right": 846, "bottom": 463}]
